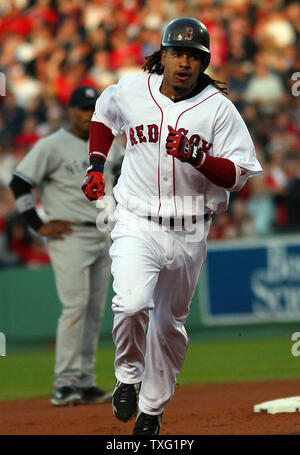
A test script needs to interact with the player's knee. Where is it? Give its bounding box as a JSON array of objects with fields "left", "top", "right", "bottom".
[{"left": 122, "top": 292, "right": 149, "bottom": 316}]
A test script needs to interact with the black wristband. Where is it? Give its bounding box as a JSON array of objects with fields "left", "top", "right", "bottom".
[
  {"left": 9, "top": 174, "right": 44, "bottom": 232},
  {"left": 21, "top": 208, "right": 44, "bottom": 232},
  {"left": 88, "top": 156, "right": 105, "bottom": 173}
]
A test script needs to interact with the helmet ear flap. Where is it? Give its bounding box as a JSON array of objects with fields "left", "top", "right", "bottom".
[{"left": 201, "top": 53, "right": 210, "bottom": 72}]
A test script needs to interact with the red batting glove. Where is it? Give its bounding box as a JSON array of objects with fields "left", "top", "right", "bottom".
[
  {"left": 166, "top": 125, "right": 204, "bottom": 167},
  {"left": 81, "top": 169, "right": 105, "bottom": 201}
]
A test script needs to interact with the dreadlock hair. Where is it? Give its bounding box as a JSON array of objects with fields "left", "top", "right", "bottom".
[{"left": 142, "top": 48, "right": 228, "bottom": 96}]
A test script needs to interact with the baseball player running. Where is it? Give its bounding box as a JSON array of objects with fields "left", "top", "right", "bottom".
[
  {"left": 10, "top": 86, "right": 117, "bottom": 406},
  {"left": 81, "top": 18, "right": 262, "bottom": 434}
]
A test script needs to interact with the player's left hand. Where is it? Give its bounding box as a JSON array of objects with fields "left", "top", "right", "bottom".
[
  {"left": 81, "top": 170, "right": 106, "bottom": 201},
  {"left": 166, "top": 125, "right": 202, "bottom": 166}
]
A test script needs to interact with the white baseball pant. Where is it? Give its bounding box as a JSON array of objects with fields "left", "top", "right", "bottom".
[{"left": 110, "top": 206, "right": 211, "bottom": 415}]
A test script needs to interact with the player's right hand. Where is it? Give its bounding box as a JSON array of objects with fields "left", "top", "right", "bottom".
[
  {"left": 166, "top": 125, "right": 192, "bottom": 162},
  {"left": 166, "top": 125, "right": 203, "bottom": 167},
  {"left": 37, "top": 220, "right": 74, "bottom": 239},
  {"left": 81, "top": 170, "right": 106, "bottom": 201}
]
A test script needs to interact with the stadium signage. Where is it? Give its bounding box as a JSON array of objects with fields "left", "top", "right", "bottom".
[{"left": 201, "top": 236, "right": 300, "bottom": 324}]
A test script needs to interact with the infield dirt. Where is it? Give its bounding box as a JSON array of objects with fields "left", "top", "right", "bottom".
[{"left": 0, "top": 379, "right": 300, "bottom": 435}]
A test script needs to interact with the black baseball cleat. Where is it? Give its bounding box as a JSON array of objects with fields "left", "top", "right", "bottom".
[
  {"left": 79, "top": 386, "right": 113, "bottom": 404},
  {"left": 50, "top": 386, "right": 81, "bottom": 406},
  {"left": 112, "top": 380, "right": 141, "bottom": 422},
  {"left": 133, "top": 411, "right": 162, "bottom": 435}
]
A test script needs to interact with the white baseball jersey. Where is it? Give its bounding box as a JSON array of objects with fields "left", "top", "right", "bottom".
[{"left": 92, "top": 72, "right": 262, "bottom": 218}]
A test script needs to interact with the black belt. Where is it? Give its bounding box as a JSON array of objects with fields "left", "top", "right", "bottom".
[
  {"left": 76, "top": 222, "right": 96, "bottom": 227},
  {"left": 147, "top": 213, "right": 211, "bottom": 228},
  {"left": 51, "top": 220, "right": 96, "bottom": 227}
]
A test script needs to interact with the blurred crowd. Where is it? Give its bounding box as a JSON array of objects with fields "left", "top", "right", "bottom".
[{"left": 0, "top": 0, "right": 300, "bottom": 267}]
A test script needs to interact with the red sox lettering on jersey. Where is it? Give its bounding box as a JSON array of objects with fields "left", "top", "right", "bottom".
[{"left": 129, "top": 124, "right": 213, "bottom": 153}]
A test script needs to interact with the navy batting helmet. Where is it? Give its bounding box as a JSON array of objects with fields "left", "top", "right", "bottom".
[{"left": 161, "top": 17, "right": 211, "bottom": 72}]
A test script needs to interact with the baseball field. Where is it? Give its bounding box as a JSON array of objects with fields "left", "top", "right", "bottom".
[{"left": 1, "top": 330, "right": 300, "bottom": 435}]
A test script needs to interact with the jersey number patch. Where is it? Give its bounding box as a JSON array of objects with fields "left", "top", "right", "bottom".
[{"left": 185, "top": 27, "right": 194, "bottom": 40}]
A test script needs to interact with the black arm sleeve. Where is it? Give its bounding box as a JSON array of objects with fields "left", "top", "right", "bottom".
[
  {"left": 9, "top": 174, "right": 44, "bottom": 232},
  {"left": 10, "top": 173, "right": 33, "bottom": 195}
]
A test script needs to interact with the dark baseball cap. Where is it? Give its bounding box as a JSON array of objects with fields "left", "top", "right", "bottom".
[{"left": 68, "top": 86, "right": 99, "bottom": 109}]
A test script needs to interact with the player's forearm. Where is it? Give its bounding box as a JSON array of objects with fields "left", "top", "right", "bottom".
[
  {"left": 81, "top": 122, "right": 113, "bottom": 200},
  {"left": 165, "top": 126, "right": 248, "bottom": 191},
  {"left": 89, "top": 121, "right": 115, "bottom": 172},
  {"left": 195, "top": 154, "right": 247, "bottom": 191},
  {"left": 9, "top": 174, "right": 44, "bottom": 231}
]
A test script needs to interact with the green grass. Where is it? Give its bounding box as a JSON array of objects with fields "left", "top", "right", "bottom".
[
  {"left": 179, "top": 337, "right": 300, "bottom": 385},
  {"left": 0, "top": 336, "right": 299, "bottom": 401},
  {"left": 0, "top": 344, "right": 116, "bottom": 401}
]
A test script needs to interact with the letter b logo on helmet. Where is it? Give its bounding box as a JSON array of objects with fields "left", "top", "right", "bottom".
[
  {"left": 161, "top": 17, "right": 211, "bottom": 72},
  {"left": 185, "top": 27, "right": 194, "bottom": 40}
]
